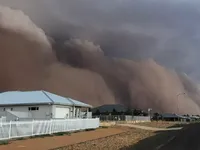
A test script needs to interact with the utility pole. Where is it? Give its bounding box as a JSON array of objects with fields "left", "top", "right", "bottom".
[{"left": 148, "top": 108, "right": 152, "bottom": 121}]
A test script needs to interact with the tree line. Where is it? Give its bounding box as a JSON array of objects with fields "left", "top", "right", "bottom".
[{"left": 93, "top": 108, "right": 148, "bottom": 116}]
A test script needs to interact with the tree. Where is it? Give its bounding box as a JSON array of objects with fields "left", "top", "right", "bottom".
[
  {"left": 120, "top": 111, "right": 124, "bottom": 115},
  {"left": 133, "top": 109, "right": 142, "bottom": 116},
  {"left": 112, "top": 108, "right": 118, "bottom": 115},
  {"left": 104, "top": 111, "right": 109, "bottom": 115},
  {"left": 153, "top": 112, "right": 160, "bottom": 121},
  {"left": 125, "top": 108, "right": 132, "bottom": 115},
  {"left": 93, "top": 109, "right": 100, "bottom": 115},
  {"left": 142, "top": 112, "right": 148, "bottom": 116}
]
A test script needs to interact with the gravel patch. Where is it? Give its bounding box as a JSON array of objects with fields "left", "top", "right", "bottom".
[{"left": 54, "top": 128, "right": 155, "bottom": 150}]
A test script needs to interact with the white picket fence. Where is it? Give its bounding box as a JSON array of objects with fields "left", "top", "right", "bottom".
[
  {"left": 0, "top": 116, "right": 6, "bottom": 126},
  {"left": 0, "top": 118, "right": 100, "bottom": 141}
]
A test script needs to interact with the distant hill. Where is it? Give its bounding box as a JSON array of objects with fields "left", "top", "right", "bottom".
[{"left": 92, "top": 104, "right": 128, "bottom": 113}]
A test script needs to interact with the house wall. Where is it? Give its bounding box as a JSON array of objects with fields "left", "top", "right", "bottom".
[
  {"left": 0, "top": 105, "right": 91, "bottom": 121},
  {"left": 0, "top": 110, "right": 17, "bottom": 121},
  {"left": 0, "top": 105, "right": 52, "bottom": 121},
  {"left": 52, "top": 105, "right": 81, "bottom": 118}
]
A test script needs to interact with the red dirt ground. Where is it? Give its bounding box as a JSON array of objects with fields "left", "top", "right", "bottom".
[{"left": 0, "top": 127, "right": 127, "bottom": 150}]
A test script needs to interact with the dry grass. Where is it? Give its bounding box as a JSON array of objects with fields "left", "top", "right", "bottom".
[
  {"left": 135, "top": 121, "right": 179, "bottom": 128},
  {"left": 53, "top": 123, "right": 183, "bottom": 150},
  {"left": 51, "top": 122, "right": 182, "bottom": 150}
]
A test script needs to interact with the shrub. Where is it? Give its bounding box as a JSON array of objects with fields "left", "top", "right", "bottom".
[{"left": 0, "top": 140, "right": 9, "bottom": 145}]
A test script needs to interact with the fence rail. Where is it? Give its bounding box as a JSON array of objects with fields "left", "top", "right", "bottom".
[
  {"left": 0, "top": 118, "right": 99, "bottom": 141},
  {"left": 93, "top": 115, "right": 150, "bottom": 122},
  {"left": 0, "top": 117, "right": 6, "bottom": 126},
  {"left": 125, "top": 116, "right": 150, "bottom": 121}
]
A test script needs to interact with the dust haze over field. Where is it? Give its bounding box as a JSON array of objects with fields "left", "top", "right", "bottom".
[{"left": 1, "top": 0, "right": 200, "bottom": 114}]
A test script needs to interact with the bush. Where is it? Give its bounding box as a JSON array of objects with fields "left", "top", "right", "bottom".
[
  {"left": 30, "top": 134, "right": 53, "bottom": 138},
  {"left": 85, "top": 128, "right": 95, "bottom": 131},
  {"left": 101, "top": 126, "right": 109, "bottom": 128},
  {"left": 65, "top": 132, "right": 71, "bottom": 136},
  {"left": 53, "top": 132, "right": 65, "bottom": 136},
  {"left": 0, "top": 140, "right": 9, "bottom": 145}
]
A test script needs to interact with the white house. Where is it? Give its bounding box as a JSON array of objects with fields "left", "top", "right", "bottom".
[{"left": 0, "top": 91, "right": 92, "bottom": 121}]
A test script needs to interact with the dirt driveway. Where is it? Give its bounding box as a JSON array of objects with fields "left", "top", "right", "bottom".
[{"left": 0, "top": 127, "right": 127, "bottom": 150}]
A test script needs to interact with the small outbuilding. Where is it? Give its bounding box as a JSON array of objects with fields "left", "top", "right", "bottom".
[{"left": 0, "top": 91, "right": 92, "bottom": 121}]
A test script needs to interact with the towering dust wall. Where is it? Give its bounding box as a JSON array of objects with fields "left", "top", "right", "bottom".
[{"left": 0, "top": 4, "right": 200, "bottom": 114}]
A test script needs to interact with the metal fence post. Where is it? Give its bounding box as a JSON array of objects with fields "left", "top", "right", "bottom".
[
  {"left": 31, "top": 120, "right": 34, "bottom": 136},
  {"left": 49, "top": 119, "right": 52, "bottom": 134},
  {"left": 0, "top": 118, "right": 3, "bottom": 127},
  {"left": 64, "top": 119, "right": 67, "bottom": 132},
  {"left": 8, "top": 121, "right": 12, "bottom": 139}
]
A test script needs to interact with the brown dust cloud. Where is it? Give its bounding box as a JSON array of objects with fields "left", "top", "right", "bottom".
[{"left": 0, "top": 2, "right": 200, "bottom": 114}]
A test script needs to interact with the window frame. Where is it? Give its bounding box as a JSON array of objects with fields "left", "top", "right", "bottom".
[{"left": 28, "top": 106, "right": 39, "bottom": 111}]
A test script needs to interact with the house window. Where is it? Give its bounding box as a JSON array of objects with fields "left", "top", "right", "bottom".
[
  {"left": 28, "top": 107, "right": 39, "bottom": 111},
  {"left": 10, "top": 108, "right": 13, "bottom": 111},
  {"left": 3, "top": 108, "right": 5, "bottom": 111}
]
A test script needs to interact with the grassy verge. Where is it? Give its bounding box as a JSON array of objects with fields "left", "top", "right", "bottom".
[{"left": 135, "top": 121, "right": 183, "bottom": 128}]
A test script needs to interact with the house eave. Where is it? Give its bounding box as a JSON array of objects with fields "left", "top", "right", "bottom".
[
  {"left": 0, "top": 102, "right": 53, "bottom": 107},
  {"left": 0, "top": 103, "right": 92, "bottom": 108},
  {"left": 53, "top": 102, "right": 92, "bottom": 108}
]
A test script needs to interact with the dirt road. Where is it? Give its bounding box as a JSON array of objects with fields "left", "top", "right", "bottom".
[{"left": 0, "top": 127, "right": 126, "bottom": 150}]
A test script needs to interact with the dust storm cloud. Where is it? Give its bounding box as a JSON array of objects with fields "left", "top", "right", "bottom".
[
  {"left": 0, "top": 1, "right": 200, "bottom": 114},
  {"left": 0, "top": 5, "right": 54, "bottom": 91}
]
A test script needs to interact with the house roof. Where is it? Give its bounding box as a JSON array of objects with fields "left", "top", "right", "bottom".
[
  {"left": 161, "top": 113, "right": 178, "bottom": 118},
  {"left": 161, "top": 113, "right": 189, "bottom": 119},
  {"left": 0, "top": 91, "right": 92, "bottom": 108},
  {"left": 190, "top": 115, "right": 200, "bottom": 119}
]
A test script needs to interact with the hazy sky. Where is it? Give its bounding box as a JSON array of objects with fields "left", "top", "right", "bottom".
[{"left": 1, "top": 0, "right": 200, "bottom": 80}]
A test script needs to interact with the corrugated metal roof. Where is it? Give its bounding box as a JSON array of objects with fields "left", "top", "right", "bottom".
[
  {"left": 42, "top": 91, "right": 74, "bottom": 106},
  {"left": 67, "top": 98, "right": 92, "bottom": 108},
  {"left": 0, "top": 91, "right": 50, "bottom": 105},
  {"left": 161, "top": 113, "right": 188, "bottom": 119},
  {"left": 0, "top": 91, "right": 92, "bottom": 108},
  {"left": 190, "top": 115, "right": 200, "bottom": 119},
  {"left": 161, "top": 113, "right": 178, "bottom": 118}
]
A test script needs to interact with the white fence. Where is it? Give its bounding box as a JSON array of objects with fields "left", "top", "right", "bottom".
[
  {"left": 125, "top": 116, "right": 151, "bottom": 122},
  {"left": 94, "top": 115, "right": 150, "bottom": 122},
  {"left": 0, "top": 116, "right": 6, "bottom": 126},
  {"left": 0, "top": 118, "right": 100, "bottom": 141}
]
